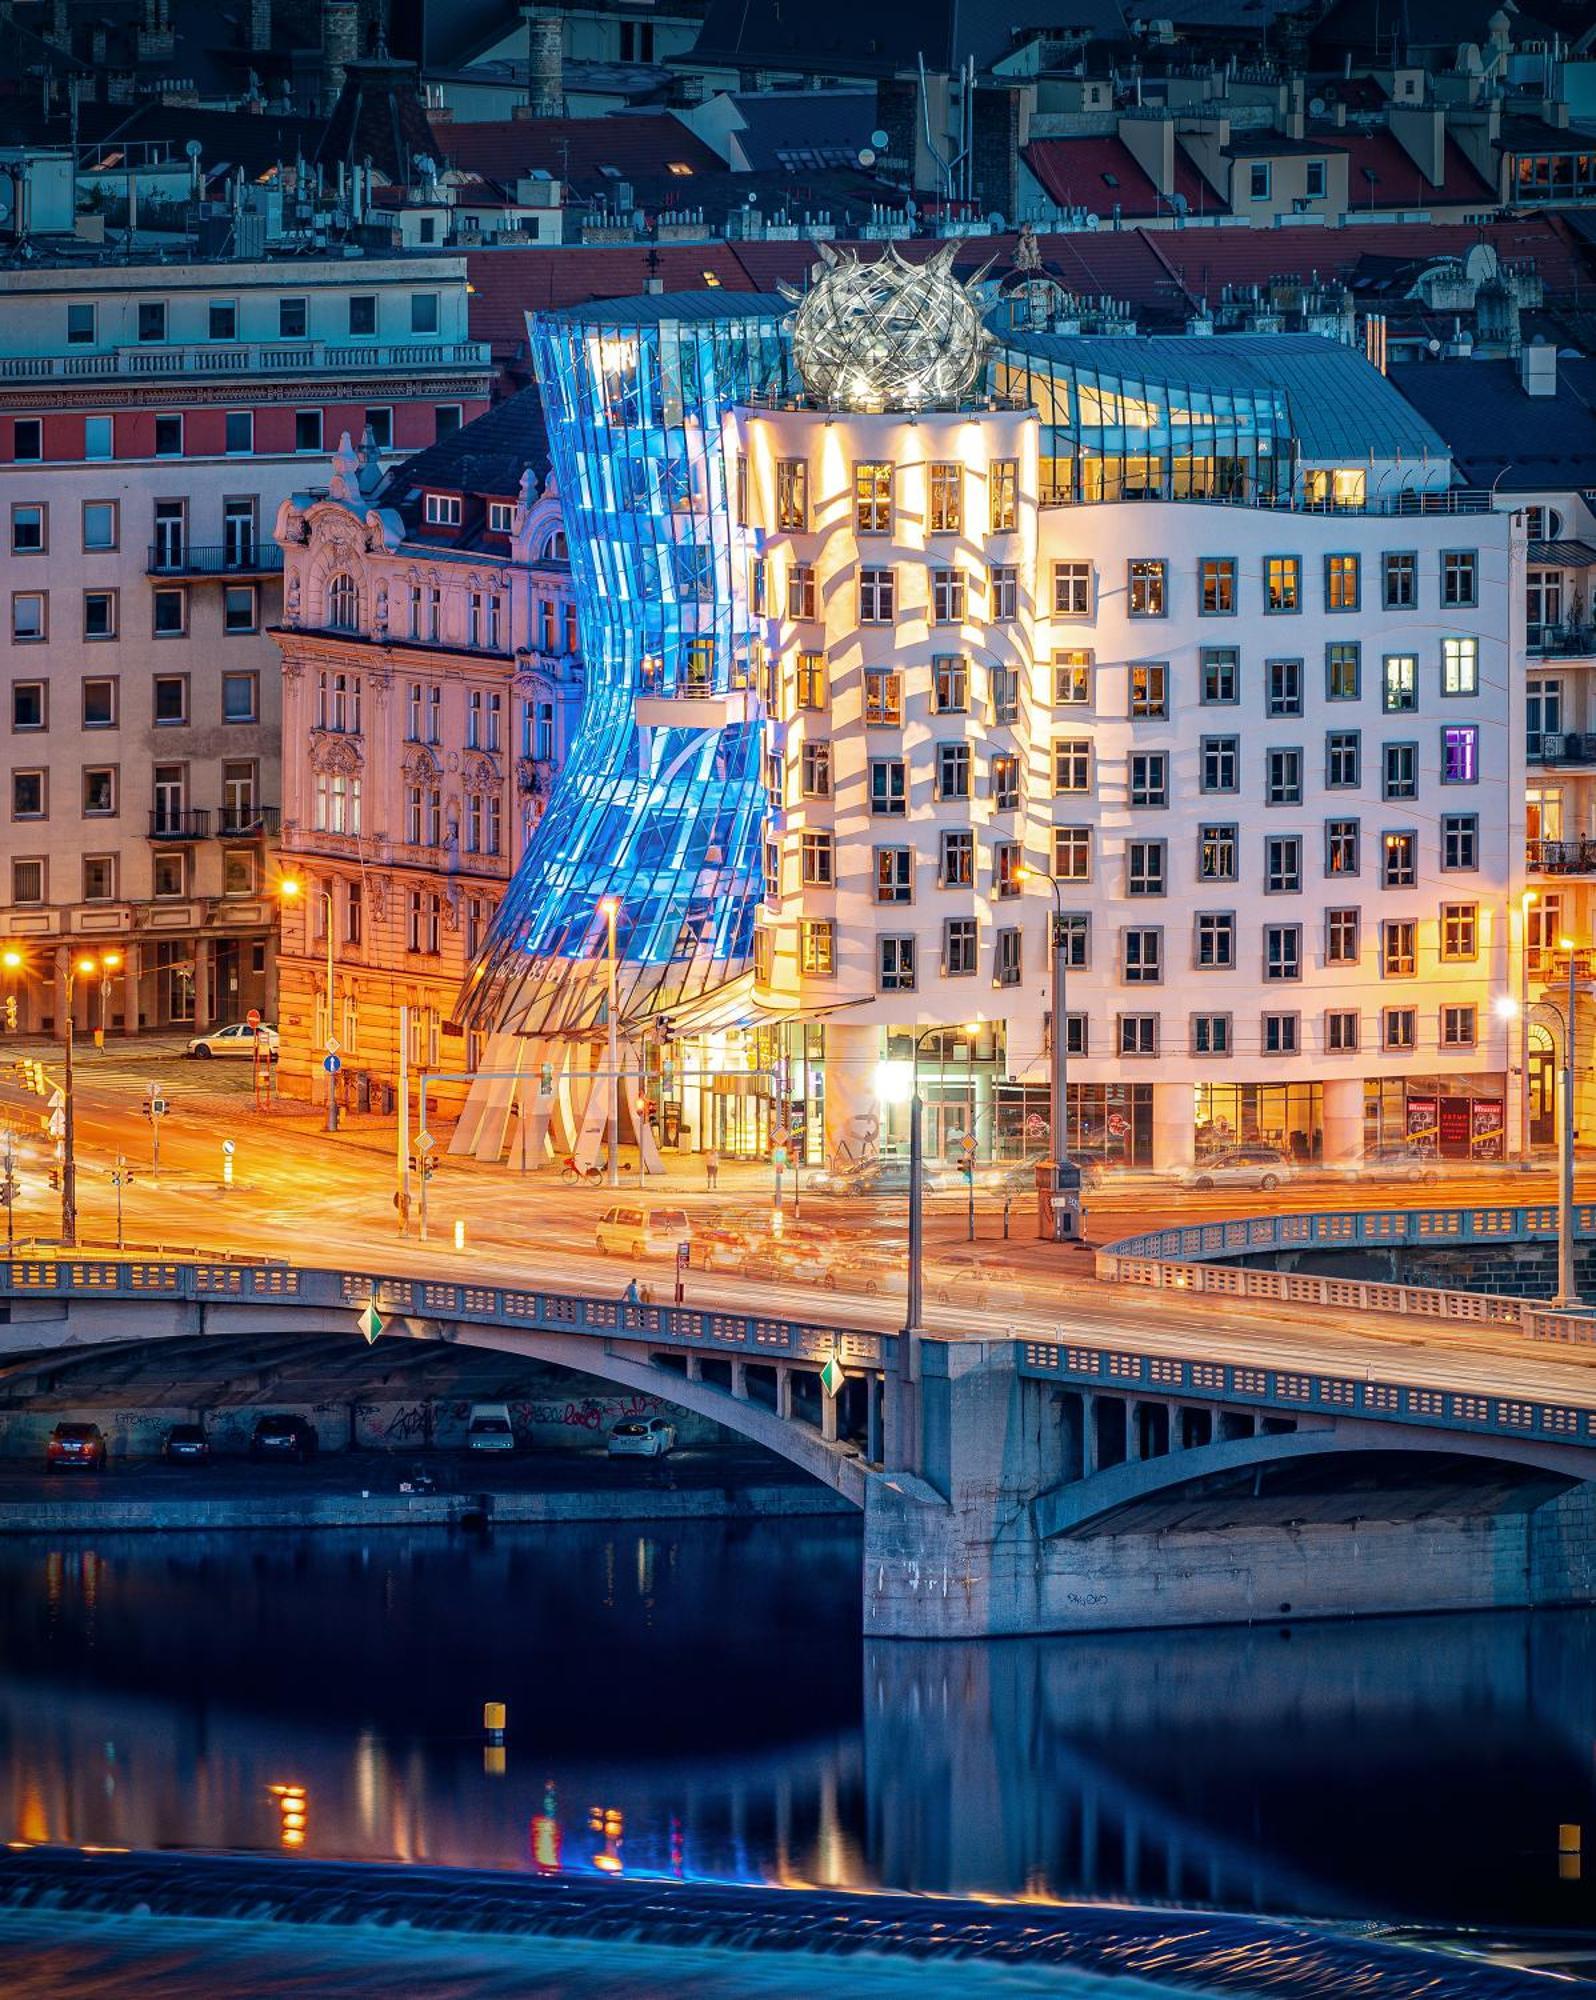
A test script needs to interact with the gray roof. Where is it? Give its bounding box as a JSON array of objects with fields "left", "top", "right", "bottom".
[
  {"left": 724, "top": 89, "right": 879, "bottom": 172},
  {"left": 533, "top": 291, "right": 789, "bottom": 327},
  {"left": 1390, "top": 355, "right": 1596, "bottom": 490}
]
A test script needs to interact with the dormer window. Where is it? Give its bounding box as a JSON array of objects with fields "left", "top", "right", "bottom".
[
  {"left": 424, "top": 493, "right": 462, "bottom": 527},
  {"left": 667, "top": 162, "right": 694, "bottom": 177},
  {"left": 487, "top": 500, "right": 515, "bottom": 533}
]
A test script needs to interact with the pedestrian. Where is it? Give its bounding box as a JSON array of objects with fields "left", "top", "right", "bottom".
[
  {"left": 621, "top": 1278, "right": 641, "bottom": 1304},
  {"left": 704, "top": 1147, "right": 719, "bottom": 1191}
]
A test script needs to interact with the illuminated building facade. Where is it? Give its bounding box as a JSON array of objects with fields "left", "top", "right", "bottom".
[{"left": 456, "top": 265, "right": 1521, "bottom": 1171}]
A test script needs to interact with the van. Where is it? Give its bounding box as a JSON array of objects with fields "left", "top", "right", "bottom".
[
  {"left": 466, "top": 1402, "right": 516, "bottom": 1453},
  {"left": 594, "top": 1205, "right": 692, "bottom": 1259}
]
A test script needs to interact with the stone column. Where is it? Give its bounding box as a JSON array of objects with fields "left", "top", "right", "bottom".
[
  {"left": 1081, "top": 1391, "right": 1099, "bottom": 1476},
  {"left": 822, "top": 1020, "right": 880, "bottom": 1168},
  {"left": 866, "top": 1375, "right": 882, "bottom": 1463},
  {"left": 192, "top": 938, "right": 214, "bottom": 1031},
  {"left": 821, "top": 1379, "right": 840, "bottom": 1443},
  {"left": 1151, "top": 1082, "right": 1195, "bottom": 1174},
  {"left": 1322, "top": 1075, "right": 1364, "bottom": 1169},
  {"left": 122, "top": 953, "right": 140, "bottom": 1037},
  {"left": 730, "top": 1358, "right": 748, "bottom": 1401}
]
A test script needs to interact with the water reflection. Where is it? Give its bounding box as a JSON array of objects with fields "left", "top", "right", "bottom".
[{"left": 0, "top": 1525, "right": 1592, "bottom": 1929}]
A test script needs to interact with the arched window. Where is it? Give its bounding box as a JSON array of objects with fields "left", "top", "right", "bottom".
[
  {"left": 327, "top": 573, "right": 359, "bottom": 630},
  {"left": 542, "top": 529, "right": 568, "bottom": 562}
]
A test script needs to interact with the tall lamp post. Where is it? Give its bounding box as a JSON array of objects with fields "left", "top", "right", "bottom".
[
  {"left": 1555, "top": 935, "right": 1581, "bottom": 1308},
  {"left": 1016, "top": 864, "right": 1081, "bottom": 1240},
  {"left": 279, "top": 876, "right": 337, "bottom": 1132},
  {"left": 1520, "top": 889, "right": 1538, "bottom": 1163},
  {"left": 598, "top": 897, "right": 620, "bottom": 1188},
  {"left": 60, "top": 948, "right": 123, "bottom": 1247}
]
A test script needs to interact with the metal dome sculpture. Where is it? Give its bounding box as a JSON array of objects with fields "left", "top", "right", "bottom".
[{"left": 782, "top": 241, "right": 990, "bottom": 413}]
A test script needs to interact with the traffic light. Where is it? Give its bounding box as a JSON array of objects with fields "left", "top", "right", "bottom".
[
  {"left": 47, "top": 1168, "right": 60, "bottom": 1192},
  {"left": 4, "top": 996, "right": 16, "bottom": 1033},
  {"left": 539, "top": 1061, "right": 554, "bottom": 1098},
  {"left": 958, "top": 1136, "right": 977, "bottom": 1183}
]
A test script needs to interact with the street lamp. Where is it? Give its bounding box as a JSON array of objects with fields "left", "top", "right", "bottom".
[
  {"left": 1520, "top": 889, "right": 1538, "bottom": 1163},
  {"left": 598, "top": 897, "right": 620, "bottom": 1188},
  {"left": 1556, "top": 935, "right": 1581, "bottom": 1308},
  {"left": 1015, "top": 864, "right": 1081, "bottom": 1240},
  {"left": 61, "top": 947, "right": 122, "bottom": 1247},
  {"left": 279, "top": 875, "right": 337, "bottom": 1132}
]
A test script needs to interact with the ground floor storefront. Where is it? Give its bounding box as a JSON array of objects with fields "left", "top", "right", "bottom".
[{"left": 0, "top": 932, "right": 274, "bottom": 1040}]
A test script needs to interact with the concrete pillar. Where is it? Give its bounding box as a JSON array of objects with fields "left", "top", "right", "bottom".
[
  {"left": 1125, "top": 1399, "right": 1144, "bottom": 1462},
  {"left": 122, "top": 956, "right": 140, "bottom": 1037},
  {"left": 1151, "top": 1082, "right": 1195, "bottom": 1174},
  {"left": 1081, "top": 1391, "right": 1099, "bottom": 1476},
  {"left": 1168, "top": 1404, "right": 1186, "bottom": 1451},
  {"left": 684, "top": 1352, "right": 702, "bottom": 1383},
  {"left": 821, "top": 1379, "right": 839, "bottom": 1443},
  {"left": 776, "top": 1365, "right": 794, "bottom": 1420},
  {"left": 730, "top": 1358, "right": 748, "bottom": 1400},
  {"left": 866, "top": 1375, "right": 882, "bottom": 1463},
  {"left": 823, "top": 1021, "right": 880, "bottom": 1168},
  {"left": 1322, "top": 1075, "right": 1364, "bottom": 1168},
  {"left": 193, "top": 938, "right": 213, "bottom": 1031}
]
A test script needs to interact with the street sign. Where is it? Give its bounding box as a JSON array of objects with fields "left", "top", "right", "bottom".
[
  {"left": 357, "top": 1301, "right": 383, "bottom": 1345},
  {"left": 415, "top": 1128, "right": 433, "bottom": 1151},
  {"left": 141, "top": 1098, "right": 168, "bottom": 1119},
  {"left": 47, "top": 1088, "right": 64, "bottom": 1111},
  {"left": 222, "top": 1139, "right": 235, "bottom": 1156},
  {"left": 323, "top": 1053, "right": 342, "bottom": 1074},
  {"left": 46, "top": 1110, "right": 64, "bottom": 1139},
  {"left": 819, "top": 1356, "right": 845, "bottom": 1399},
  {"left": 325, "top": 1038, "right": 340, "bottom": 1055},
  {"left": 772, "top": 1146, "right": 788, "bottom": 1170},
  {"left": 771, "top": 1126, "right": 789, "bottom": 1149},
  {"left": 246, "top": 1009, "right": 261, "bottom": 1029}
]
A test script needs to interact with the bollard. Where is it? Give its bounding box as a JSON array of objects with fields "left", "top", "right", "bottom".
[
  {"left": 1559, "top": 1824, "right": 1582, "bottom": 1881},
  {"left": 483, "top": 1744, "right": 507, "bottom": 1777},
  {"left": 483, "top": 1699, "right": 506, "bottom": 1742},
  {"left": 454, "top": 1218, "right": 466, "bottom": 1252}
]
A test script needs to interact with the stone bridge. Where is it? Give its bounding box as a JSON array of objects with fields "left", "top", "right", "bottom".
[{"left": 3, "top": 1252, "right": 1595, "bottom": 1638}]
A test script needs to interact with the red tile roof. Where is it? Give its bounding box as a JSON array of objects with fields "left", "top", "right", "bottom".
[
  {"left": 1332, "top": 127, "right": 1497, "bottom": 210},
  {"left": 1023, "top": 135, "right": 1227, "bottom": 220}
]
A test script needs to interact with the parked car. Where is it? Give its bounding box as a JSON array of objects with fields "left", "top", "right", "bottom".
[
  {"left": 594, "top": 1204, "right": 692, "bottom": 1259},
  {"left": 163, "top": 1423, "right": 211, "bottom": 1466},
  {"left": 1330, "top": 1144, "right": 1441, "bottom": 1186},
  {"left": 607, "top": 1416, "right": 676, "bottom": 1459},
  {"left": 186, "top": 1022, "right": 280, "bottom": 1060},
  {"left": 820, "top": 1253, "right": 906, "bottom": 1298},
  {"left": 929, "top": 1252, "right": 1027, "bottom": 1312},
  {"left": 249, "top": 1414, "right": 318, "bottom": 1463},
  {"left": 1181, "top": 1147, "right": 1296, "bottom": 1193},
  {"left": 466, "top": 1402, "right": 516, "bottom": 1454},
  {"left": 46, "top": 1421, "right": 106, "bottom": 1472}
]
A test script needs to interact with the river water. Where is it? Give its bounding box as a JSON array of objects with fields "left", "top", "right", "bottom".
[{"left": 0, "top": 1520, "right": 1591, "bottom": 1992}]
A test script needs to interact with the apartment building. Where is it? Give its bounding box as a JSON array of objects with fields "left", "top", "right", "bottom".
[
  {"left": 0, "top": 252, "right": 492, "bottom": 1036},
  {"left": 271, "top": 392, "right": 581, "bottom": 1109}
]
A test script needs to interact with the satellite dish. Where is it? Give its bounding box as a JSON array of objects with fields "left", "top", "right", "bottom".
[
  {"left": 1170, "top": 190, "right": 1188, "bottom": 215},
  {"left": 870, "top": 129, "right": 889, "bottom": 149},
  {"left": 858, "top": 147, "right": 876, "bottom": 167},
  {"left": 1463, "top": 241, "right": 1499, "bottom": 285},
  {"left": 1308, "top": 95, "right": 1326, "bottom": 115},
  {"left": 185, "top": 139, "right": 202, "bottom": 159},
  {"left": 1084, "top": 211, "right": 1100, "bottom": 230}
]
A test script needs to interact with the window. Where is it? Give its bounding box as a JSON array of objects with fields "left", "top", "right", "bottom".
[
  {"left": 1057, "top": 914, "right": 1090, "bottom": 971},
  {"left": 208, "top": 299, "right": 238, "bottom": 341},
  {"left": 1053, "top": 560, "right": 1091, "bottom": 616},
  {"left": 796, "top": 654, "right": 826, "bottom": 710},
  {"left": 411, "top": 293, "right": 440, "bottom": 335},
  {"left": 1053, "top": 826, "right": 1090, "bottom": 881},
  {"left": 294, "top": 410, "right": 323, "bottom": 454},
  {"left": 854, "top": 462, "right": 891, "bottom": 533},
  {"left": 435, "top": 406, "right": 462, "bottom": 440},
  {"left": 878, "top": 935, "right": 916, "bottom": 992},
  {"left": 1442, "top": 724, "right": 1478, "bottom": 783},
  {"left": 1197, "top": 735, "right": 1236, "bottom": 794},
  {"left": 942, "top": 828, "right": 975, "bottom": 886},
  {"left": 1201, "top": 647, "right": 1238, "bottom": 704},
  {"left": 84, "top": 416, "right": 112, "bottom": 460},
  {"left": 1249, "top": 161, "right": 1272, "bottom": 200},
  {"left": 1384, "top": 1008, "right": 1416, "bottom": 1051},
  {"left": 1130, "top": 662, "right": 1167, "bottom": 719},
  {"left": 1264, "top": 924, "right": 1301, "bottom": 981},
  {"left": 1264, "top": 555, "right": 1300, "bottom": 613},
  {"left": 11, "top": 593, "right": 45, "bottom": 642},
  {"left": 1266, "top": 747, "right": 1301, "bottom": 805},
  {"left": 1326, "top": 731, "right": 1360, "bottom": 789},
  {"left": 12, "top": 419, "right": 40, "bottom": 463},
  {"left": 347, "top": 294, "right": 377, "bottom": 337},
  {"left": 990, "top": 565, "right": 1018, "bottom": 621},
  {"left": 1118, "top": 1014, "right": 1158, "bottom": 1057},
  {"left": 1441, "top": 550, "right": 1478, "bottom": 607},
  {"left": 224, "top": 410, "right": 254, "bottom": 455},
  {"left": 1383, "top": 742, "right": 1417, "bottom": 801},
  {"left": 223, "top": 585, "right": 258, "bottom": 635},
  {"left": 1441, "top": 1003, "right": 1477, "bottom": 1048},
  {"left": 364, "top": 408, "right": 393, "bottom": 450},
  {"left": 1192, "top": 1013, "right": 1231, "bottom": 1056},
  {"left": 83, "top": 856, "right": 116, "bottom": 902},
  {"left": 82, "top": 767, "right": 116, "bottom": 816},
  {"left": 931, "top": 567, "right": 965, "bottom": 623},
  {"left": 1199, "top": 557, "right": 1236, "bottom": 615},
  {"left": 1196, "top": 912, "right": 1235, "bottom": 968},
  {"left": 424, "top": 493, "right": 462, "bottom": 527},
  {"left": 1326, "top": 1009, "right": 1359, "bottom": 1052},
  {"left": 786, "top": 562, "right": 817, "bottom": 621},
  {"left": 800, "top": 830, "right": 834, "bottom": 886},
  {"left": 874, "top": 847, "right": 912, "bottom": 904},
  {"left": 934, "top": 655, "right": 968, "bottom": 713},
  {"left": 1442, "top": 813, "right": 1478, "bottom": 871},
  {"left": 154, "top": 850, "right": 186, "bottom": 900},
  {"left": 1382, "top": 551, "right": 1417, "bottom": 609},
  {"left": 153, "top": 676, "right": 187, "bottom": 724},
  {"left": 776, "top": 915, "right": 827, "bottom": 981},
  {"left": 1441, "top": 903, "right": 1478, "bottom": 960},
  {"left": 1324, "top": 553, "right": 1360, "bottom": 611},
  {"left": 1382, "top": 831, "right": 1417, "bottom": 889},
  {"left": 800, "top": 742, "right": 831, "bottom": 798},
  {"left": 859, "top": 568, "right": 895, "bottom": 623},
  {"left": 945, "top": 917, "right": 978, "bottom": 977},
  {"left": 870, "top": 756, "right": 907, "bottom": 815},
  {"left": 222, "top": 672, "right": 258, "bottom": 723},
  {"left": 1128, "top": 558, "right": 1166, "bottom": 616},
  {"left": 1262, "top": 1012, "right": 1298, "bottom": 1055},
  {"left": 1054, "top": 739, "right": 1090, "bottom": 793},
  {"left": 935, "top": 743, "right": 970, "bottom": 800},
  {"left": 154, "top": 414, "right": 183, "bottom": 457},
  {"left": 1266, "top": 835, "right": 1302, "bottom": 893},
  {"left": 12, "top": 770, "right": 44, "bottom": 818},
  {"left": 315, "top": 669, "right": 362, "bottom": 734},
  {"left": 1266, "top": 659, "right": 1302, "bottom": 717},
  {"left": 138, "top": 300, "right": 167, "bottom": 342},
  {"left": 1199, "top": 823, "right": 1237, "bottom": 881},
  {"left": 1326, "top": 908, "right": 1360, "bottom": 965},
  {"left": 1326, "top": 818, "right": 1359, "bottom": 877},
  {"left": 66, "top": 301, "right": 94, "bottom": 345},
  {"left": 770, "top": 457, "right": 809, "bottom": 533},
  {"left": 1442, "top": 636, "right": 1479, "bottom": 696},
  {"left": 1326, "top": 642, "right": 1361, "bottom": 701},
  {"left": 276, "top": 297, "right": 307, "bottom": 340},
  {"left": 994, "top": 927, "right": 1022, "bottom": 988},
  {"left": 1126, "top": 839, "right": 1165, "bottom": 896},
  {"left": 991, "top": 460, "right": 1018, "bottom": 533},
  {"left": 326, "top": 574, "right": 359, "bottom": 631},
  {"left": 1130, "top": 751, "right": 1168, "bottom": 807},
  {"left": 81, "top": 679, "right": 114, "bottom": 728},
  {"left": 11, "top": 683, "right": 42, "bottom": 731},
  {"left": 990, "top": 753, "right": 1020, "bottom": 809},
  {"left": 9, "top": 858, "right": 42, "bottom": 905},
  {"left": 1123, "top": 928, "right": 1162, "bottom": 983},
  {"left": 928, "top": 462, "right": 962, "bottom": 534},
  {"left": 82, "top": 500, "right": 117, "bottom": 551},
  {"left": 11, "top": 504, "right": 45, "bottom": 554},
  {"left": 1054, "top": 650, "right": 1091, "bottom": 706},
  {"left": 1306, "top": 158, "right": 1327, "bottom": 199}
]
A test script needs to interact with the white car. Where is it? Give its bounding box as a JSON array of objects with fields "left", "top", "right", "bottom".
[
  {"left": 594, "top": 1204, "right": 691, "bottom": 1259},
  {"left": 466, "top": 1402, "right": 516, "bottom": 1453},
  {"left": 187, "top": 1022, "right": 280, "bottom": 1060},
  {"left": 1181, "top": 1146, "right": 1296, "bottom": 1192},
  {"left": 607, "top": 1416, "right": 676, "bottom": 1459}
]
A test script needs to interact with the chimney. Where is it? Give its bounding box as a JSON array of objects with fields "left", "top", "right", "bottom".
[
  {"left": 1520, "top": 341, "right": 1558, "bottom": 398},
  {"left": 321, "top": 0, "right": 359, "bottom": 113},
  {"left": 137, "top": 0, "right": 175, "bottom": 56},
  {"left": 48, "top": 0, "right": 69, "bottom": 46},
  {"left": 249, "top": 0, "right": 272, "bottom": 52},
  {"left": 521, "top": 5, "right": 563, "bottom": 118},
  {"left": 1386, "top": 101, "right": 1445, "bottom": 188}
]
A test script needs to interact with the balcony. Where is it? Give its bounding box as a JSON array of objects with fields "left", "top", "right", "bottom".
[
  {"left": 1530, "top": 732, "right": 1596, "bottom": 766},
  {"left": 217, "top": 805, "right": 281, "bottom": 838},
  {"left": 1528, "top": 837, "right": 1596, "bottom": 874},
  {"left": 1529, "top": 625, "right": 1596, "bottom": 658},
  {"left": 0, "top": 339, "right": 492, "bottom": 385},
  {"left": 147, "top": 543, "right": 285, "bottom": 580},
  {"left": 148, "top": 809, "right": 210, "bottom": 840}
]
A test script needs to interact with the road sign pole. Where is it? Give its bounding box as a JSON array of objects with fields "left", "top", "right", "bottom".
[
  {"left": 418, "top": 1075, "right": 429, "bottom": 1242},
  {"left": 398, "top": 1003, "right": 411, "bottom": 1230}
]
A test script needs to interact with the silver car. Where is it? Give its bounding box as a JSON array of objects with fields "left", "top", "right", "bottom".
[
  {"left": 607, "top": 1416, "right": 676, "bottom": 1459},
  {"left": 1181, "top": 1146, "right": 1296, "bottom": 1192}
]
